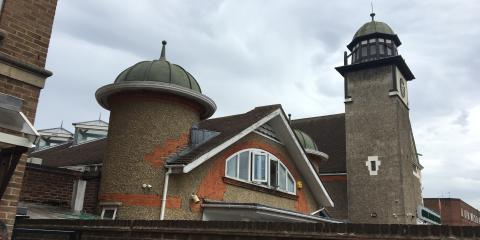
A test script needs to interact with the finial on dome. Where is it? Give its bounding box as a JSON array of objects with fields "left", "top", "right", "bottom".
[
  {"left": 160, "top": 40, "right": 167, "bottom": 60},
  {"left": 370, "top": 2, "right": 375, "bottom": 21}
]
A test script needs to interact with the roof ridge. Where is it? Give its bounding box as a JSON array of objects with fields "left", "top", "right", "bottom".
[
  {"left": 292, "top": 113, "right": 345, "bottom": 122},
  {"left": 202, "top": 104, "right": 281, "bottom": 123}
]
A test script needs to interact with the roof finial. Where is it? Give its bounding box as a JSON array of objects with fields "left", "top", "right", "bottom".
[
  {"left": 60, "top": 120, "right": 63, "bottom": 129},
  {"left": 160, "top": 40, "right": 167, "bottom": 60},
  {"left": 370, "top": 1, "right": 375, "bottom": 21},
  {"left": 99, "top": 112, "right": 102, "bottom": 121}
]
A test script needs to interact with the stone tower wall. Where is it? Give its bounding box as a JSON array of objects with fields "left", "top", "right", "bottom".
[
  {"left": 345, "top": 65, "right": 421, "bottom": 224},
  {"left": 98, "top": 92, "right": 200, "bottom": 220}
]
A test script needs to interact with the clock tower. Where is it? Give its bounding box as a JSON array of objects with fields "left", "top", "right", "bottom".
[{"left": 336, "top": 13, "right": 423, "bottom": 224}]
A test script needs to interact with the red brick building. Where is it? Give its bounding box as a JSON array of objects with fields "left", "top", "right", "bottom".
[
  {"left": 424, "top": 198, "right": 480, "bottom": 226},
  {"left": 0, "top": 0, "right": 58, "bottom": 238}
]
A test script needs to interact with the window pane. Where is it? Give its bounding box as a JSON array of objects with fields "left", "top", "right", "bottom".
[
  {"left": 238, "top": 151, "right": 249, "bottom": 180},
  {"left": 361, "top": 40, "right": 367, "bottom": 45},
  {"left": 379, "top": 45, "right": 385, "bottom": 54},
  {"left": 270, "top": 160, "right": 278, "bottom": 187},
  {"left": 253, "top": 154, "right": 267, "bottom": 182},
  {"left": 361, "top": 47, "right": 367, "bottom": 57},
  {"left": 387, "top": 47, "right": 392, "bottom": 55},
  {"left": 287, "top": 175, "right": 295, "bottom": 193},
  {"left": 278, "top": 165, "right": 286, "bottom": 191},
  {"left": 371, "top": 161, "right": 376, "bottom": 171},
  {"left": 369, "top": 38, "right": 375, "bottom": 43},
  {"left": 379, "top": 38, "right": 385, "bottom": 43},
  {"left": 226, "top": 155, "right": 238, "bottom": 178},
  {"left": 370, "top": 45, "right": 376, "bottom": 54},
  {"left": 386, "top": 39, "right": 392, "bottom": 44},
  {"left": 103, "top": 209, "right": 115, "bottom": 219}
]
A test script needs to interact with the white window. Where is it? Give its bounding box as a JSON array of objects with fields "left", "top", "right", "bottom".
[
  {"left": 252, "top": 153, "right": 267, "bottom": 182},
  {"left": 225, "top": 149, "right": 296, "bottom": 194},
  {"left": 366, "top": 156, "right": 381, "bottom": 175},
  {"left": 101, "top": 207, "right": 117, "bottom": 220}
]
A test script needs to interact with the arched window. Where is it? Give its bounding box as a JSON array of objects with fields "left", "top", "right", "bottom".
[{"left": 225, "top": 149, "right": 296, "bottom": 194}]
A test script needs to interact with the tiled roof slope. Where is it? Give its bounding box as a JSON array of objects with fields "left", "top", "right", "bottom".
[
  {"left": 30, "top": 139, "right": 107, "bottom": 167},
  {"left": 168, "top": 104, "right": 281, "bottom": 165},
  {"left": 291, "top": 114, "right": 346, "bottom": 173}
]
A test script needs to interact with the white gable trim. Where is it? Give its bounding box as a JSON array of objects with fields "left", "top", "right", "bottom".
[
  {"left": 179, "top": 108, "right": 334, "bottom": 207},
  {"left": 182, "top": 109, "right": 282, "bottom": 173},
  {"left": 276, "top": 113, "right": 334, "bottom": 207}
]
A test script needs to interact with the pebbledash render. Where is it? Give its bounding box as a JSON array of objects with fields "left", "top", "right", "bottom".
[{"left": 26, "top": 13, "right": 439, "bottom": 224}]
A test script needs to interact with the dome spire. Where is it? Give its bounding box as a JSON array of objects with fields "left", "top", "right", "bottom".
[
  {"left": 160, "top": 40, "right": 167, "bottom": 60},
  {"left": 370, "top": 2, "right": 375, "bottom": 21}
]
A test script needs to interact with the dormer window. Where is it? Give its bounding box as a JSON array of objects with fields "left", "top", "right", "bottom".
[{"left": 225, "top": 149, "right": 296, "bottom": 194}]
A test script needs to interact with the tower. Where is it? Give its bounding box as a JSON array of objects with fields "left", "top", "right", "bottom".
[
  {"left": 95, "top": 41, "right": 216, "bottom": 219},
  {"left": 336, "top": 14, "right": 423, "bottom": 224}
]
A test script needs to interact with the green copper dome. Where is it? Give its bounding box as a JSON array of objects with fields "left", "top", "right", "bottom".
[
  {"left": 294, "top": 129, "right": 318, "bottom": 151},
  {"left": 353, "top": 21, "right": 395, "bottom": 39},
  {"left": 95, "top": 41, "right": 216, "bottom": 119},
  {"left": 347, "top": 14, "right": 401, "bottom": 50},
  {"left": 114, "top": 42, "right": 201, "bottom": 93}
]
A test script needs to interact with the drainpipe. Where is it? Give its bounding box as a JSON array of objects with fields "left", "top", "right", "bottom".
[{"left": 160, "top": 168, "right": 172, "bottom": 220}]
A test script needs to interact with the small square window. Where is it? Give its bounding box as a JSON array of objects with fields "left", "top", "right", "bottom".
[{"left": 101, "top": 207, "right": 117, "bottom": 220}]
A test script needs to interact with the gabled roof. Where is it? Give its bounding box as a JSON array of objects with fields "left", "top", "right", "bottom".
[
  {"left": 29, "top": 138, "right": 106, "bottom": 167},
  {"left": 39, "top": 127, "right": 73, "bottom": 135},
  {"left": 168, "top": 105, "right": 334, "bottom": 207},
  {"left": 168, "top": 105, "right": 281, "bottom": 166},
  {"left": 291, "top": 114, "right": 346, "bottom": 174},
  {"left": 72, "top": 120, "right": 109, "bottom": 128}
]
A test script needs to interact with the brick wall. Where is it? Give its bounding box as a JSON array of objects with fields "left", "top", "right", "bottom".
[
  {"left": 12, "top": 220, "right": 480, "bottom": 240},
  {"left": 19, "top": 164, "right": 80, "bottom": 207},
  {"left": 0, "top": 76, "right": 40, "bottom": 120},
  {"left": 0, "top": 0, "right": 58, "bottom": 238},
  {"left": 0, "top": 0, "right": 58, "bottom": 67},
  {"left": 424, "top": 198, "right": 480, "bottom": 226},
  {"left": 83, "top": 177, "right": 100, "bottom": 214}
]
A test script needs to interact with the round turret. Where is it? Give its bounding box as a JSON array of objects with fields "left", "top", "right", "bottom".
[
  {"left": 347, "top": 13, "right": 401, "bottom": 64},
  {"left": 96, "top": 41, "right": 215, "bottom": 220}
]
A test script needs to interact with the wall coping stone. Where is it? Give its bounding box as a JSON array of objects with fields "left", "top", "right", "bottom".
[{"left": 13, "top": 219, "right": 480, "bottom": 239}]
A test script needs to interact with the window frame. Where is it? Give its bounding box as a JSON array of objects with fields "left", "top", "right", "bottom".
[
  {"left": 101, "top": 206, "right": 118, "bottom": 220},
  {"left": 224, "top": 148, "right": 296, "bottom": 195}
]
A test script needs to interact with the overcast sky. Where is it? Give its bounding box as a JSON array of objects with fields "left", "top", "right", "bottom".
[{"left": 35, "top": 0, "right": 480, "bottom": 209}]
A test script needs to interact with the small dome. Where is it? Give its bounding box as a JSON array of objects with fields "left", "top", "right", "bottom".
[
  {"left": 114, "top": 60, "right": 201, "bottom": 93},
  {"left": 353, "top": 21, "right": 395, "bottom": 39},
  {"left": 294, "top": 129, "right": 318, "bottom": 151},
  {"left": 96, "top": 41, "right": 216, "bottom": 119}
]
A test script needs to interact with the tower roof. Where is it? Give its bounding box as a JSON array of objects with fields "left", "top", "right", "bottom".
[
  {"left": 353, "top": 20, "right": 395, "bottom": 39},
  {"left": 96, "top": 41, "right": 216, "bottom": 119},
  {"left": 114, "top": 41, "right": 201, "bottom": 93},
  {"left": 347, "top": 14, "right": 401, "bottom": 50}
]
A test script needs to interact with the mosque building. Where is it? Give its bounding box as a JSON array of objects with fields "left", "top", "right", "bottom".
[{"left": 25, "top": 13, "right": 440, "bottom": 224}]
